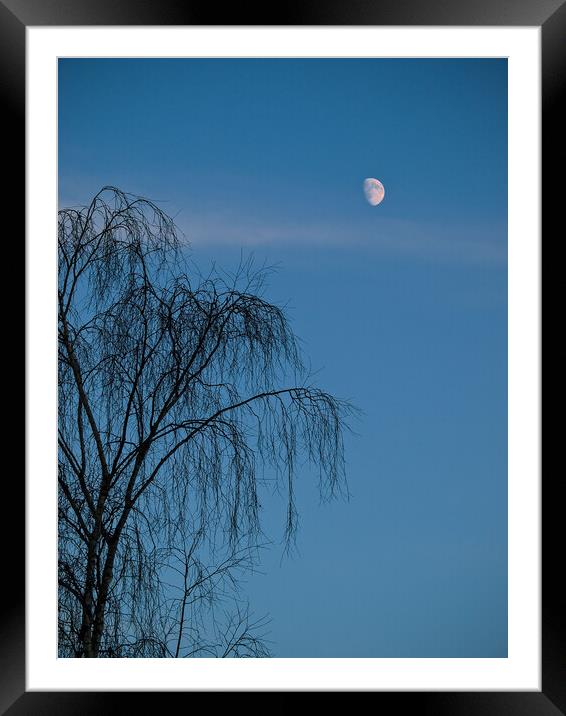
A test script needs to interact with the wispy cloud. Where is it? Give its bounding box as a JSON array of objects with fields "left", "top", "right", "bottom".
[
  {"left": 58, "top": 194, "right": 506, "bottom": 267},
  {"left": 180, "top": 212, "right": 507, "bottom": 266}
]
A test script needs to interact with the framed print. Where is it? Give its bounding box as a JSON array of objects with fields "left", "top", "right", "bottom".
[{"left": 9, "top": 0, "right": 558, "bottom": 711}]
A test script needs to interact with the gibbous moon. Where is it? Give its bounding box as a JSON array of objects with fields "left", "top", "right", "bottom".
[{"left": 363, "top": 177, "right": 385, "bottom": 206}]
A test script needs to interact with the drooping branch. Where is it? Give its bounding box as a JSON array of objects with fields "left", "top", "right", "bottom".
[{"left": 58, "top": 187, "right": 355, "bottom": 658}]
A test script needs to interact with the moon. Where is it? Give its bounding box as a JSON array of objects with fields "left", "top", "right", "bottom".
[{"left": 363, "top": 177, "right": 385, "bottom": 206}]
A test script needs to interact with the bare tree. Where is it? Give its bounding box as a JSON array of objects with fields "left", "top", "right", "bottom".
[{"left": 58, "top": 187, "right": 352, "bottom": 658}]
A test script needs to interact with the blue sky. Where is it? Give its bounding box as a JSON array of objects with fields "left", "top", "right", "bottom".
[{"left": 59, "top": 58, "right": 508, "bottom": 657}]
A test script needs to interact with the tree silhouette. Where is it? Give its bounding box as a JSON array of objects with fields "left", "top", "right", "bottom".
[{"left": 58, "top": 187, "right": 352, "bottom": 658}]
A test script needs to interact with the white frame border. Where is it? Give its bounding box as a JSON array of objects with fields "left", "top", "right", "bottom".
[{"left": 27, "top": 26, "right": 540, "bottom": 691}]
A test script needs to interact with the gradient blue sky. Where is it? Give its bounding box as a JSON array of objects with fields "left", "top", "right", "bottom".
[{"left": 59, "top": 58, "right": 508, "bottom": 657}]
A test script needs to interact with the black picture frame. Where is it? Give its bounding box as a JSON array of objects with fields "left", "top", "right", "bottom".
[{"left": 9, "top": 0, "right": 557, "bottom": 711}]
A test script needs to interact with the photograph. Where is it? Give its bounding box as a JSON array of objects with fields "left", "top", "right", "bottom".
[
  {"left": 57, "top": 57, "right": 508, "bottom": 660},
  {"left": 7, "top": 3, "right": 555, "bottom": 708}
]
